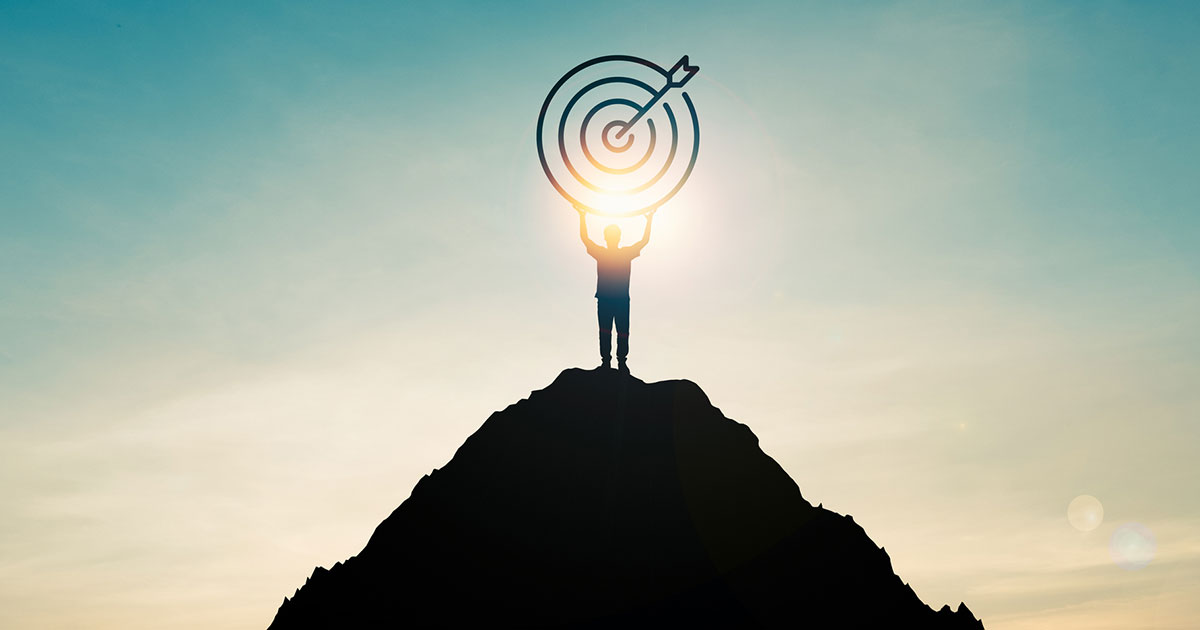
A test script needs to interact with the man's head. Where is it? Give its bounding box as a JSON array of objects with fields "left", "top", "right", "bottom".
[{"left": 604, "top": 224, "right": 621, "bottom": 248}]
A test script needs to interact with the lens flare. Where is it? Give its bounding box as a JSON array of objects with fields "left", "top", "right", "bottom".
[
  {"left": 1110, "top": 522, "right": 1155, "bottom": 570},
  {"left": 1066, "top": 495, "right": 1104, "bottom": 532}
]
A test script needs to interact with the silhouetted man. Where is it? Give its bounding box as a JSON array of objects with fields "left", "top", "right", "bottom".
[{"left": 577, "top": 207, "right": 654, "bottom": 372}]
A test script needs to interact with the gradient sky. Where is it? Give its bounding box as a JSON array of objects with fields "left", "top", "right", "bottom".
[{"left": 2, "top": 2, "right": 1198, "bottom": 628}]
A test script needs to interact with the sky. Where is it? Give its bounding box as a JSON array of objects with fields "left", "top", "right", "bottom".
[{"left": 1, "top": 1, "right": 1198, "bottom": 628}]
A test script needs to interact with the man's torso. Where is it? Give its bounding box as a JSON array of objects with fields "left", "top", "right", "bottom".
[{"left": 591, "top": 247, "right": 638, "bottom": 299}]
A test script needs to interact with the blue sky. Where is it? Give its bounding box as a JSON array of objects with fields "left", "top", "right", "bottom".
[{"left": 2, "top": 2, "right": 1198, "bottom": 628}]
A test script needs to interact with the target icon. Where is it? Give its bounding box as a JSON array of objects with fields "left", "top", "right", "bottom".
[{"left": 537, "top": 55, "right": 700, "bottom": 217}]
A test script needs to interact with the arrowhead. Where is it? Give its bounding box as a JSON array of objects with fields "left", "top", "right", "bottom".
[{"left": 666, "top": 54, "right": 699, "bottom": 88}]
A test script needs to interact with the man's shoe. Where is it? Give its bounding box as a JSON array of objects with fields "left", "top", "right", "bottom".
[
  {"left": 617, "top": 358, "right": 629, "bottom": 373},
  {"left": 601, "top": 359, "right": 612, "bottom": 370}
]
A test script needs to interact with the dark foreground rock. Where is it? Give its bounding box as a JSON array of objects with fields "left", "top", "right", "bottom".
[{"left": 269, "top": 368, "right": 983, "bottom": 628}]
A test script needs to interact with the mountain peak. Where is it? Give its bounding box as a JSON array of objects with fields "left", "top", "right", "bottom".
[{"left": 269, "top": 368, "right": 983, "bottom": 628}]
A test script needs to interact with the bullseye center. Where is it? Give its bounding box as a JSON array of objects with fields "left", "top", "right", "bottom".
[{"left": 602, "top": 121, "right": 633, "bottom": 153}]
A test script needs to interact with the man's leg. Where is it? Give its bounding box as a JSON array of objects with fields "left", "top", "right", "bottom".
[
  {"left": 597, "top": 299, "right": 614, "bottom": 366},
  {"left": 615, "top": 299, "right": 630, "bottom": 365}
]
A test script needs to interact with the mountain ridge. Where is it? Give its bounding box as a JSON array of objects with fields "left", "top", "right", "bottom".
[{"left": 269, "top": 367, "right": 983, "bottom": 628}]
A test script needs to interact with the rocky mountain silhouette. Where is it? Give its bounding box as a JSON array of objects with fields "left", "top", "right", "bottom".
[{"left": 269, "top": 368, "right": 983, "bottom": 628}]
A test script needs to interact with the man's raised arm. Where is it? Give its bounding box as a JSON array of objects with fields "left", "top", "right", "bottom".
[
  {"left": 577, "top": 206, "right": 601, "bottom": 254},
  {"left": 630, "top": 210, "right": 655, "bottom": 252}
]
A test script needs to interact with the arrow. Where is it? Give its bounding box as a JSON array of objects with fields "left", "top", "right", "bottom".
[{"left": 612, "top": 55, "right": 698, "bottom": 141}]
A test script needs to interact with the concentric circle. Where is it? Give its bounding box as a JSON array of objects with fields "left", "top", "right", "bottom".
[
  {"left": 536, "top": 55, "right": 700, "bottom": 217},
  {"left": 581, "top": 99, "right": 655, "bottom": 175}
]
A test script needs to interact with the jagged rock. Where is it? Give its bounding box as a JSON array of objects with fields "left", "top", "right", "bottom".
[{"left": 270, "top": 368, "right": 983, "bottom": 628}]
